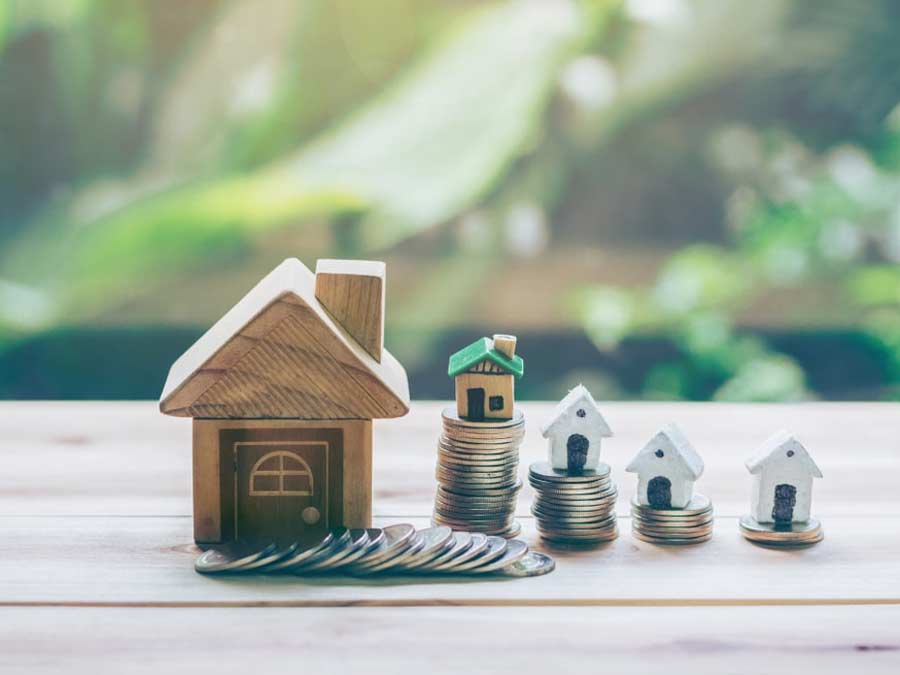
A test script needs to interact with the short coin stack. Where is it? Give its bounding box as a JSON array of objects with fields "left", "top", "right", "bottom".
[
  {"left": 528, "top": 461, "right": 618, "bottom": 544},
  {"left": 631, "top": 494, "right": 714, "bottom": 545},
  {"left": 194, "top": 524, "right": 555, "bottom": 577},
  {"left": 432, "top": 408, "right": 525, "bottom": 538},
  {"left": 739, "top": 516, "right": 823, "bottom": 548}
]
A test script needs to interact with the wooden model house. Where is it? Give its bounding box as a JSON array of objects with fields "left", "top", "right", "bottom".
[
  {"left": 159, "top": 258, "right": 410, "bottom": 545},
  {"left": 447, "top": 335, "right": 523, "bottom": 422},
  {"left": 745, "top": 430, "right": 822, "bottom": 524},
  {"left": 626, "top": 424, "right": 704, "bottom": 509},
  {"left": 540, "top": 384, "right": 612, "bottom": 472}
]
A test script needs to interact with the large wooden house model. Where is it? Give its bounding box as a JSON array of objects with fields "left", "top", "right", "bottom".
[
  {"left": 626, "top": 424, "right": 704, "bottom": 509},
  {"left": 159, "top": 258, "right": 410, "bottom": 545},
  {"left": 448, "top": 335, "right": 523, "bottom": 421},
  {"left": 746, "top": 430, "right": 822, "bottom": 524}
]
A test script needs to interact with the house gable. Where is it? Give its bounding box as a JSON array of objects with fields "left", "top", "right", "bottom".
[
  {"left": 626, "top": 424, "right": 704, "bottom": 480},
  {"left": 540, "top": 384, "right": 612, "bottom": 438},
  {"left": 159, "top": 258, "right": 409, "bottom": 419},
  {"left": 448, "top": 337, "right": 524, "bottom": 379},
  {"left": 746, "top": 430, "right": 822, "bottom": 478}
]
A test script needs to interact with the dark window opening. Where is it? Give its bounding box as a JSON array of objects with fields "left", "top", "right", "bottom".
[{"left": 489, "top": 395, "right": 504, "bottom": 411}]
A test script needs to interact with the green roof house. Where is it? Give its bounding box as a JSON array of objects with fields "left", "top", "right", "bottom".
[{"left": 448, "top": 334, "right": 523, "bottom": 422}]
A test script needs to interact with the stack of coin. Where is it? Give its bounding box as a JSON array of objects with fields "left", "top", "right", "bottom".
[
  {"left": 528, "top": 461, "right": 618, "bottom": 544},
  {"left": 432, "top": 408, "right": 525, "bottom": 538},
  {"left": 630, "top": 493, "right": 714, "bottom": 545},
  {"left": 194, "top": 524, "right": 555, "bottom": 577},
  {"left": 739, "top": 516, "right": 823, "bottom": 548}
]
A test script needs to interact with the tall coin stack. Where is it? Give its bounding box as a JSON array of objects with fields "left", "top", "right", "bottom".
[
  {"left": 432, "top": 408, "right": 525, "bottom": 538},
  {"left": 631, "top": 494, "right": 714, "bottom": 545},
  {"left": 529, "top": 461, "right": 618, "bottom": 544}
]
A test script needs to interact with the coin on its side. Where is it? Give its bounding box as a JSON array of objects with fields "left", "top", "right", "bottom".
[
  {"left": 298, "top": 529, "right": 370, "bottom": 573},
  {"left": 357, "top": 534, "right": 425, "bottom": 574},
  {"left": 465, "top": 539, "right": 528, "bottom": 573},
  {"left": 451, "top": 535, "right": 509, "bottom": 571},
  {"left": 195, "top": 542, "right": 277, "bottom": 574},
  {"left": 495, "top": 551, "right": 556, "bottom": 577},
  {"left": 399, "top": 526, "right": 455, "bottom": 570},
  {"left": 425, "top": 532, "right": 490, "bottom": 572},
  {"left": 240, "top": 542, "right": 300, "bottom": 572},
  {"left": 346, "top": 523, "right": 417, "bottom": 572},
  {"left": 265, "top": 531, "right": 338, "bottom": 572}
]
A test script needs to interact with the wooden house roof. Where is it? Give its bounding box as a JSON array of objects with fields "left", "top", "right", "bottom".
[
  {"left": 159, "top": 258, "right": 409, "bottom": 419},
  {"left": 447, "top": 337, "right": 524, "bottom": 379}
]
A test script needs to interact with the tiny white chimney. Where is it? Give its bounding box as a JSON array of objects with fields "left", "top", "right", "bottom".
[{"left": 493, "top": 334, "right": 517, "bottom": 359}]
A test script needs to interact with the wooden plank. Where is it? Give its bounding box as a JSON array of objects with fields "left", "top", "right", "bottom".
[
  {"left": 315, "top": 259, "right": 385, "bottom": 361},
  {"left": 0, "top": 515, "right": 896, "bottom": 606},
  {"left": 2, "top": 605, "right": 899, "bottom": 675},
  {"left": 0, "top": 402, "right": 898, "bottom": 518}
]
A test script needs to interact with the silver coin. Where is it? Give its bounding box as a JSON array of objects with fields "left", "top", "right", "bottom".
[
  {"left": 195, "top": 542, "right": 277, "bottom": 574},
  {"left": 355, "top": 534, "right": 426, "bottom": 574},
  {"left": 346, "top": 523, "right": 416, "bottom": 570},
  {"left": 451, "top": 535, "right": 509, "bottom": 571},
  {"left": 397, "top": 526, "right": 455, "bottom": 570},
  {"left": 298, "top": 528, "right": 370, "bottom": 572},
  {"left": 264, "top": 531, "right": 336, "bottom": 572},
  {"left": 632, "top": 528, "right": 713, "bottom": 545},
  {"left": 630, "top": 493, "right": 712, "bottom": 516},
  {"left": 465, "top": 539, "right": 528, "bottom": 573},
  {"left": 284, "top": 529, "right": 352, "bottom": 573},
  {"left": 414, "top": 531, "right": 472, "bottom": 571},
  {"left": 529, "top": 461, "right": 611, "bottom": 482},
  {"left": 442, "top": 407, "right": 525, "bottom": 427},
  {"left": 240, "top": 542, "right": 300, "bottom": 572},
  {"left": 495, "top": 551, "right": 556, "bottom": 577},
  {"left": 425, "top": 532, "right": 489, "bottom": 571}
]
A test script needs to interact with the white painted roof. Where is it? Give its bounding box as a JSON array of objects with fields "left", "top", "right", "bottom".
[
  {"left": 626, "top": 423, "right": 704, "bottom": 479},
  {"left": 540, "top": 384, "right": 612, "bottom": 437},
  {"left": 745, "top": 429, "right": 823, "bottom": 477}
]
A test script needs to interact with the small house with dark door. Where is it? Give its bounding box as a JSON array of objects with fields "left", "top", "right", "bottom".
[
  {"left": 540, "top": 384, "right": 612, "bottom": 472},
  {"left": 448, "top": 335, "right": 523, "bottom": 422},
  {"left": 745, "top": 430, "right": 822, "bottom": 524},
  {"left": 626, "top": 424, "right": 704, "bottom": 509},
  {"left": 158, "top": 258, "right": 410, "bottom": 546}
]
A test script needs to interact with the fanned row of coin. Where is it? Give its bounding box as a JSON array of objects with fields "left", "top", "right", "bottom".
[
  {"left": 431, "top": 408, "right": 525, "bottom": 538},
  {"left": 528, "top": 461, "right": 619, "bottom": 544},
  {"left": 630, "top": 494, "right": 714, "bottom": 544},
  {"left": 195, "top": 524, "right": 555, "bottom": 577}
]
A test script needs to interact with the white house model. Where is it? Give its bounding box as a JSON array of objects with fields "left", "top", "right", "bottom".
[
  {"left": 745, "top": 430, "right": 822, "bottom": 524},
  {"left": 626, "top": 424, "right": 704, "bottom": 509},
  {"left": 540, "top": 385, "right": 612, "bottom": 472}
]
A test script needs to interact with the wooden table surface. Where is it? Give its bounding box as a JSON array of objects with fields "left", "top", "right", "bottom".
[{"left": 1, "top": 401, "right": 899, "bottom": 674}]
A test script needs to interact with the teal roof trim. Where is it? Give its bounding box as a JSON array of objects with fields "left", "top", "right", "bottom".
[{"left": 447, "top": 337, "right": 524, "bottom": 379}]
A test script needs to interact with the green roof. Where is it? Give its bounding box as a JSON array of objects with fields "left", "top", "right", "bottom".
[{"left": 447, "top": 337, "right": 524, "bottom": 379}]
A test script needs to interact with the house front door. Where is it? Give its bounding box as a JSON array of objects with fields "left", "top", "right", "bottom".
[
  {"left": 566, "top": 433, "right": 589, "bottom": 472},
  {"left": 772, "top": 483, "right": 797, "bottom": 523},
  {"left": 221, "top": 428, "right": 343, "bottom": 546},
  {"left": 467, "top": 388, "right": 486, "bottom": 422},
  {"left": 647, "top": 476, "right": 672, "bottom": 509}
]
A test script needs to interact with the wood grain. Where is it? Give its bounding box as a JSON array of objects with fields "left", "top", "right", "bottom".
[
  {"left": 2, "top": 606, "right": 899, "bottom": 675},
  {"left": 0, "top": 515, "right": 896, "bottom": 606},
  {"left": 159, "top": 258, "right": 408, "bottom": 419},
  {"left": 315, "top": 259, "right": 385, "bottom": 362}
]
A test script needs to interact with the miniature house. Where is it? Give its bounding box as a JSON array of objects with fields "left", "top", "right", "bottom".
[
  {"left": 540, "top": 384, "right": 612, "bottom": 472},
  {"left": 159, "top": 258, "right": 409, "bottom": 545},
  {"left": 447, "top": 335, "right": 523, "bottom": 421},
  {"left": 745, "top": 430, "right": 822, "bottom": 524},
  {"left": 626, "top": 424, "right": 704, "bottom": 509}
]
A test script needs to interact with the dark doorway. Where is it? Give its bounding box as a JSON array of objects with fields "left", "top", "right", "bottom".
[
  {"left": 647, "top": 476, "right": 672, "bottom": 509},
  {"left": 566, "top": 433, "right": 590, "bottom": 472},
  {"left": 772, "top": 483, "right": 797, "bottom": 523},
  {"left": 466, "top": 388, "right": 485, "bottom": 422}
]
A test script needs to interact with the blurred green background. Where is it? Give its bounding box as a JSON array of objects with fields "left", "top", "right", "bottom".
[{"left": 1, "top": 0, "right": 900, "bottom": 402}]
